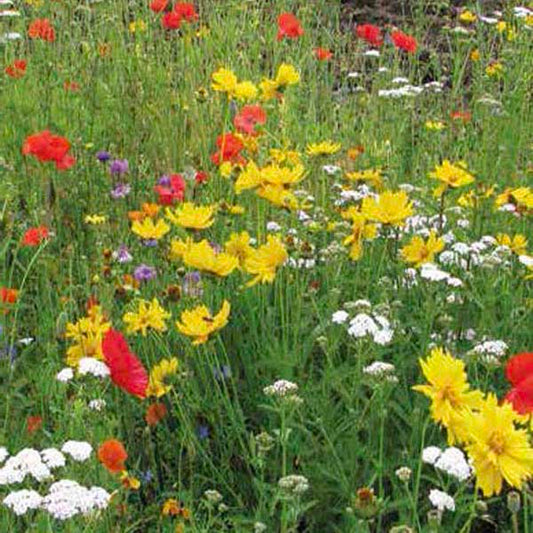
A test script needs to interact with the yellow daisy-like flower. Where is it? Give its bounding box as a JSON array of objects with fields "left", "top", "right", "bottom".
[
  {"left": 361, "top": 190, "right": 414, "bottom": 227},
  {"left": 129, "top": 20, "right": 147, "bottom": 33},
  {"left": 412, "top": 347, "right": 484, "bottom": 444},
  {"left": 65, "top": 306, "right": 111, "bottom": 367},
  {"left": 131, "top": 218, "right": 170, "bottom": 241},
  {"left": 342, "top": 209, "right": 377, "bottom": 261},
  {"left": 496, "top": 233, "right": 528, "bottom": 255},
  {"left": 146, "top": 357, "right": 179, "bottom": 398},
  {"left": 425, "top": 120, "right": 446, "bottom": 131},
  {"left": 486, "top": 61, "right": 504, "bottom": 77},
  {"left": 470, "top": 49, "right": 480, "bottom": 62},
  {"left": 459, "top": 9, "right": 477, "bottom": 24},
  {"left": 234, "top": 161, "right": 264, "bottom": 193},
  {"left": 120, "top": 471, "right": 141, "bottom": 490},
  {"left": 84, "top": 214, "right": 107, "bottom": 225},
  {"left": 261, "top": 163, "right": 305, "bottom": 187},
  {"left": 306, "top": 140, "right": 342, "bottom": 157},
  {"left": 224, "top": 231, "right": 254, "bottom": 265},
  {"left": 166, "top": 203, "right": 216, "bottom": 230},
  {"left": 175, "top": 300, "right": 231, "bottom": 345},
  {"left": 275, "top": 64, "right": 300, "bottom": 87},
  {"left": 259, "top": 78, "right": 279, "bottom": 101},
  {"left": 219, "top": 161, "right": 234, "bottom": 178},
  {"left": 269, "top": 148, "right": 302, "bottom": 166},
  {"left": 463, "top": 394, "right": 533, "bottom": 496},
  {"left": 256, "top": 185, "right": 299, "bottom": 210},
  {"left": 401, "top": 231, "right": 445, "bottom": 267},
  {"left": 244, "top": 235, "right": 288, "bottom": 286},
  {"left": 180, "top": 240, "right": 239, "bottom": 277},
  {"left": 429, "top": 160, "right": 475, "bottom": 197},
  {"left": 211, "top": 67, "right": 238, "bottom": 94},
  {"left": 169, "top": 237, "right": 194, "bottom": 261},
  {"left": 345, "top": 169, "right": 383, "bottom": 189},
  {"left": 123, "top": 298, "right": 171, "bottom": 336},
  {"left": 495, "top": 187, "right": 533, "bottom": 211},
  {"left": 233, "top": 81, "right": 258, "bottom": 101}
]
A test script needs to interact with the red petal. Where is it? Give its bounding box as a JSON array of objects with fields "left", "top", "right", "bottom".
[
  {"left": 505, "top": 352, "right": 533, "bottom": 386},
  {"left": 505, "top": 376, "right": 533, "bottom": 415}
]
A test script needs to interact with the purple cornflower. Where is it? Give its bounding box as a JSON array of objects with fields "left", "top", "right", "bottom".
[
  {"left": 109, "top": 159, "right": 129, "bottom": 175},
  {"left": 157, "top": 175, "right": 171, "bottom": 186},
  {"left": 213, "top": 365, "right": 232, "bottom": 381},
  {"left": 197, "top": 424, "right": 209, "bottom": 440},
  {"left": 110, "top": 183, "right": 131, "bottom": 199},
  {"left": 112, "top": 245, "right": 132, "bottom": 264},
  {"left": 141, "top": 239, "right": 158, "bottom": 247},
  {"left": 182, "top": 271, "right": 203, "bottom": 297},
  {"left": 140, "top": 470, "right": 153, "bottom": 483},
  {"left": 96, "top": 150, "right": 111, "bottom": 162},
  {"left": 134, "top": 264, "right": 157, "bottom": 282}
]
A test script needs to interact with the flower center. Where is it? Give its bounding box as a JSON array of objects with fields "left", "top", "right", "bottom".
[{"left": 488, "top": 432, "right": 506, "bottom": 455}]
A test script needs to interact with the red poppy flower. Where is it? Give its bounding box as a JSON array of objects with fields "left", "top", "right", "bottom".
[
  {"left": 0, "top": 287, "right": 18, "bottom": 304},
  {"left": 504, "top": 352, "right": 533, "bottom": 415},
  {"left": 22, "top": 226, "right": 49, "bottom": 247},
  {"left": 102, "top": 329, "right": 148, "bottom": 398},
  {"left": 28, "top": 19, "right": 55, "bottom": 42},
  {"left": 173, "top": 2, "right": 198, "bottom": 22},
  {"left": 450, "top": 110, "right": 472, "bottom": 123},
  {"left": 149, "top": 0, "right": 168, "bottom": 12},
  {"left": 210, "top": 133, "right": 245, "bottom": 165},
  {"left": 26, "top": 415, "right": 43, "bottom": 434},
  {"left": 98, "top": 439, "right": 128, "bottom": 473},
  {"left": 154, "top": 174, "right": 186, "bottom": 205},
  {"left": 356, "top": 24, "right": 383, "bottom": 47},
  {"left": 390, "top": 30, "right": 418, "bottom": 54},
  {"left": 277, "top": 13, "right": 303, "bottom": 41},
  {"left": 314, "top": 47, "right": 333, "bottom": 61},
  {"left": 22, "top": 130, "right": 75, "bottom": 170},
  {"left": 63, "top": 81, "right": 80, "bottom": 92},
  {"left": 195, "top": 171, "right": 208, "bottom": 184},
  {"left": 162, "top": 11, "right": 181, "bottom": 30},
  {"left": 145, "top": 402, "right": 167, "bottom": 426},
  {"left": 234, "top": 105, "right": 267, "bottom": 136},
  {"left": 5, "top": 60, "right": 27, "bottom": 79}
]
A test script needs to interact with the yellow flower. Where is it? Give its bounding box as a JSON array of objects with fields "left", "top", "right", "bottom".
[
  {"left": 361, "top": 190, "right": 414, "bottom": 226},
  {"left": 401, "top": 231, "right": 445, "bottom": 267},
  {"left": 219, "top": 161, "right": 234, "bottom": 178},
  {"left": 180, "top": 240, "right": 239, "bottom": 276},
  {"left": 470, "top": 49, "right": 480, "bottom": 62},
  {"left": 244, "top": 236, "right": 288, "bottom": 286},
  {"left": 496, "top": 21, "right": 506, "bottom": 33},
  {"left": 259, "top": 78, "right": 279, "bottom": 101},
  {"left": 342, "top": 209, "right": 377, "bottom": 260},
  {"left": 84, "top": 214, "right": 107, "bottom": 225},
  {"left": 235, "top": 161, "right": 264, "bottom": 193},
  {"left": 463, "top": 394, "right": 533, "bottom": 496},
  {"left": 166, "top": 203, "right": 216, "bottom": 230},
  {"left": 224, "top": 231, "right": 254, "bottom": 265},
  {"left": 226, "top": 204, "right": 245, "bottom": 215},
  {"left": 234, "top": 81, "right": 258, "bottom": 101},
  {"left": 129, "top": 20, "right": 147, "bottom": 33},
  {"left": 495, "top": 187, "right": 533, "bottom": 211},
  {"left": 269, "top": 148, "right": 302, "bottom": 165},
  {"left": 175, "top": 300, "right": 231, "bottom": 345},
  {"left": 429, "top": 160, "right": 475, "bottom": 197},
  {"left": 486, "top": 61, "right": 504, "bottom": 77},
  {"left": 131, "top": 218, "right": 170, "bottom": 241},
  {"left": 146, "top": 357, "right": 179, "bottom": 397},
  {"left": 424, "top": 120, "right": 446, "bottom": 131},
  {"left": 496, "top": 234, "right": 528, "bottom": 255},
  {"left": 344, "top": 169, "right": 383, "bottom": 189},
  {"left": 459, "top": 10, "right": 477, "bottom": 24},
  {"left": 256, "top": 185, "right": 299, "bottom": 210},
  {"left": 65, "top": 306, "right": 111, "bottom": 367},
  {"left": 123, "top": 298, "right": 171, "bottom": 336},
  {"left": 412, "top": 347, "right": 484, "bottom": 444},
  {"left": 120, "top": 471, "right": 141, "bottom": 490},
  {"left": 169, "top": 237, "right": 194, "bottom": 261},
  {"left": 211, "top": 67, "right": 238, "bottom": 94},
  {"left": 235, "top": 162, "right": 305, "bottom": 194},
  {"left": 306, "top": 140, "right": 342, "bottom": 156},
  {"left": 275, "top": 64, "right": 300, "bottom": 87}
]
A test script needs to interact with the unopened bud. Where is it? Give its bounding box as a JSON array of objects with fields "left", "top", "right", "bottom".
[{"left": 507, "top": 491, "right": 521, "bottom": 514}]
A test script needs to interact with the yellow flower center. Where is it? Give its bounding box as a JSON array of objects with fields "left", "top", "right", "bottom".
[{"left": 488, "top": 432, "right": 506, "bottom": 455}]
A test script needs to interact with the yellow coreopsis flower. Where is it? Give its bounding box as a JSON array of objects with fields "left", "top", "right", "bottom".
[
  {"left": 123, "top": 298, "right": 171, "bottom": 336},
  {"left": 233, "top": 81, "right": 258, "bottom": 101},
  {"left": 459, "top": 10, "right": 477, "bottom": 23},
  {"left": 131, "top": 218, "right": 170, "bottom": 241},
  {"left": 261, "top": 163, "right": 305, "bottom": 186},
  {"left": 401, "top": 231, "right": 445, "bottom": 267},
  {"left": 425, "top": 120, "right": 446, "bottom": 131},
  {"left": 495, "top": 187, "right": 533, "bottom": 211},
  {"left": 224, "top": 231, "right": 254, "bottom": 265},
  {"left": 496, "top": 233, "right": 528, "bottom": 255},
  {"left": 361, "top": 190, "right": 414, "bottom": 226},
  {"left": 269, "top": 148, "right": 302, "bottom": 165},
  {"left": 412, "top": 347, "right": 484, "bottom": 444},
  {"left": 211, "top": 67, "right": 238, "bottom": 94},
  {"left": 256, "top": 185, "right": 299, "bottom": 210},
  {"left": 146, "top": 357, "right": 179, "bottom": 397},
  {"left": 470, "top": 49, "right": 480, "bottom": 62},
  {"left": 169, "top": 237, "right": 194, "bottom": 261},
  {"left": 345, "top": 169, "right": 383, "bottom": 189},
  {"left": 259, "top": 78, "right": 280, "bottom": 101},
  {"left": 166, "top": 203, "right": 216, "bottom": 230},
  {"left": 306, "top": 140, "right": 342, "bottom": 156},
  {"left": 244, "top": 235, "right": 288, "bottom": 286},
  {"left": 463, "top": 394, "right": 533, "bottom": 496},
  {"left": 85, "top": 214, "right": 107, "bottom": 225},
  {"left": 235, "top": 161, "right": 264, "bottom": 193},
  {"left": 486, "top": 61, "right": 504, "bottom": 77},
  {"left": 129, "top": 19, "right": 147, "bottom": 33},
  {"left": 429, "top": 160, "right": 475, "bottom": 197},
  {"left": 342, "top": 209, "right": 377, "bottom": 260},
  {"left": 275, "top": 64, "right": 300, "bottom": 87},
  {"left": 175, "top": 300, "right": 231, "bottom": 345},
  {"left": 181, "top": 240, "right": 239, "bottom": 277}
]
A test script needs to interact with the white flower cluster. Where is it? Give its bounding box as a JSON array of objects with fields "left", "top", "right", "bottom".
[
  {"left": 278, "top": 475, "right": 310, "bottom": 495},
  {"left": 514, "top": 6, "right": 532, "bottom": 19},
  {"left": 363, "top": 361, "right": 398, "bottom": 383},
  {"left": 422, "top": 446, "right": 471, "bottom": 481},
  {"left": 0, "top": 448, "right": 53, "bottom": 485},
  {"left": 78, "top": 357, "right": 110, "bottom": 378},
  {"left": 264, "top": 379, "right": 299, "bottom": 399},
  {"left": 378, "top": 80, "right": 443, "bottom": 99},
  {"left": 439, "top": 237, "right": 513, "bottom": 271},
  {"left": 0, "top": 447, "right": 8, "bottom": 464},
  {"left": 61, "top": 441, "right": 93, "bottom": 462},
  {"left": 429, "top": 489, "right": 455, "bottom": 512},
  {"left": 56, "top": 367, "right": 74, "bottom": 383},
  {"left": 3, "top": 489, "right": 43, "bottom": 516},
  {"left": 470, "top": 339, "right": 508, "bottom": 364}
]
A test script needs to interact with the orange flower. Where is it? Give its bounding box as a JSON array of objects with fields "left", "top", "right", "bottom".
[
  {"left": 128, "top": 210, "right": 146, "bottom": 222},
  {"left": 145, "top": 403, "right": 168, "bottom": 426},
  {"left": 98, "top": 439, "right": 128, "bottom": 473},
  {"left": 5, "top": 60, "right": 27, "bottom": 79},
  {"left": 142, "top": 202, "right": 161, "bottom": 218},
  {"left": 314, "top": 47, "right": 332, "bottom": 61},
  {"left": 28, "top": 19, "right": 55, "bottom": 42},
  {"left": 22, "top": 226, "right": 49, "bottom": 247},
  {"left": 1, "top": 287, "right": 18, "bottom": 305},
  {"left": 26, "top": 415, "right": 42, "bottom": 434},
  {"left": 277, "top": 13, "right": 304, "bottom": 41}
]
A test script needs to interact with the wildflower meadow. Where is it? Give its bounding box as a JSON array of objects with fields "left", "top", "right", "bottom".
[{"left": 1, "top": 1, "right": 533, "bottom": 531}]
